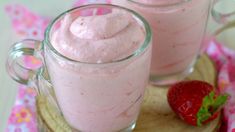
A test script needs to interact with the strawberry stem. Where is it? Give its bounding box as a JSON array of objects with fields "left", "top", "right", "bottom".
[{"left": 196, "top": 91, "right": 229, "bottom": 126}]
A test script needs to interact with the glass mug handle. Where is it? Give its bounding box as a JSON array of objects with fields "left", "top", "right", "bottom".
[
  {"left": 212, "top": 0, "right": 235, "bottom": 24},
  {"left": 6, "top": 39, "right": 43, "bottom": 87},
  {"left": 200, "top": 0, "right": 235, "bottom": 53}
]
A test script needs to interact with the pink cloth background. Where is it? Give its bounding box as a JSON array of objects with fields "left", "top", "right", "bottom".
[{"left": 4, "top": 1, "right": 235, "bottom": 132}]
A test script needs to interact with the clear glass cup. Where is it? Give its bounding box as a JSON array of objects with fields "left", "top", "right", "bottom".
[
  {"left": 112, "top": 0, "right": 235, "bottom": 85},
  {"left": 6, "top": 4, "right": 152, "bottom": 132}
]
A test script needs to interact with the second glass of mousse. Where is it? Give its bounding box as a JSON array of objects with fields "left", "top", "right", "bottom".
[{"left": 112, "top": 0, "right": 212, "bottom": 85}]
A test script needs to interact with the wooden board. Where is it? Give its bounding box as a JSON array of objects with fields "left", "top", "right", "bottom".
[
  {"left": 36, "top": 54, "right": 220, "bottom": 132},
  {"left": 134, "top": 55, "right": 219, "bottom": 132}
]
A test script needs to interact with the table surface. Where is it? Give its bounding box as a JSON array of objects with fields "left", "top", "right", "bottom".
[{"left": 0, "top": 0, "right": 234, "bottom": 131}]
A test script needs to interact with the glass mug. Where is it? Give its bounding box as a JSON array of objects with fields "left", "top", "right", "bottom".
[
  {"left": 112, "top": 0, "right": 235, "bottom": 85},
  {"left": 6, "top": 4, "right": 152, "bottom": 132}
]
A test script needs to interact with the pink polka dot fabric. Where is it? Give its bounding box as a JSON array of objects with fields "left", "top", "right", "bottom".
[
  {"left": 206, "top": 38, "right": 235, "bottom": 132},
  {"left": 4, "top": 1, "right": 235, "bottom": 132},
  {"left": 5, "top": 4, "right": 49, "bottom": 132},
  {"left": 5, "top": 4, "right": 49, "bottom": 40}
]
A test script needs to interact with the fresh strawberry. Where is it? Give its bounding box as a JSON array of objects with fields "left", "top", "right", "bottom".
[{"left": 167, "top": 80, "right": 228, "bottom": 126}]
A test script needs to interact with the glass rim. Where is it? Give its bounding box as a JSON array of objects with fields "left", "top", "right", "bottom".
[
  {"left": 44, "top": 4, "right": 152, "bottom": 65},
  {"left": 127, "top": 0, "right": 191, "bottom": 8}
]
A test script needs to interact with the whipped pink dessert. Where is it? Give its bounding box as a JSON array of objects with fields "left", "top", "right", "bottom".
[
  {"left": 113, "top": 0, "right": 211, "bottom": 76},
  {"left": 45, "top": 9, "right": 151, "bottom": 132}
]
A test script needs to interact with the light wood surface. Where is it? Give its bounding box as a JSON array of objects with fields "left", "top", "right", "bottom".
[{"left": 36, "top": 54, "right": 219, "bottom": 132}]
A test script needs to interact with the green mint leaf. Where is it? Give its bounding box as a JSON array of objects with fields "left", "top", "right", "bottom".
[{"left": 212, "top": 94, "right": 229, "bottom": 111}]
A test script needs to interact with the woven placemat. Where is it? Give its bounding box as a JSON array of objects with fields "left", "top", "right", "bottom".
[{"left": 36, "top": 54, "right": 219, "bottom": 132}]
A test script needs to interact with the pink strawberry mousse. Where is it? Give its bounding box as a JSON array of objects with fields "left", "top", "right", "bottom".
[{"left": 45, "top": 9, "right": 151, "bottom": 132}]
